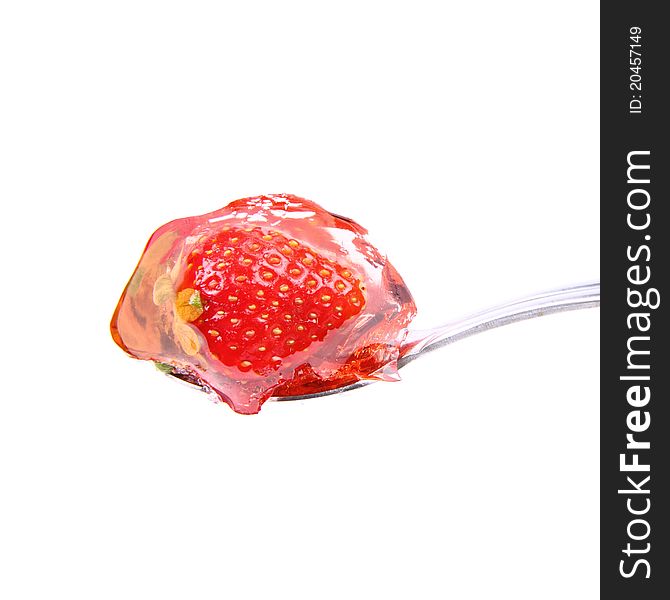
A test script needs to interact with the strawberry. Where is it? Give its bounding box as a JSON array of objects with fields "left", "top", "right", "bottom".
[
  {"left": 176, "top": 226, "right": 366, "bottom": 375},
  {"left": 112, "top": 193, "right": 417, "bottom": 414}
]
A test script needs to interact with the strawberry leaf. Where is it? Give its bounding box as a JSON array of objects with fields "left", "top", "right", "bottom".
[
  {"left": 152, "top": 274, "right": 175, "bottom": 305},
  {"left": 173, "top": 320, "right": 201, "bottom": 356},
  {"left": 189, "top": 290, "right": 202, "bottom": 310}
]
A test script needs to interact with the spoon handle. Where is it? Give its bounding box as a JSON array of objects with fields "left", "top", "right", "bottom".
[{"left": 399, "top": 281, "right": 600, "bottom": 367}]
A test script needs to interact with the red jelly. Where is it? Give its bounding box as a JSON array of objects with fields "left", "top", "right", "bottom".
[{"left": 111, "top": 194, "right": 416, "bottom": 414}]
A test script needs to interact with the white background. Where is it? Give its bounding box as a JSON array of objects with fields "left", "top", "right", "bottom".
[{"left": 0, "top": 2, "right": 599, "bottom": 598}]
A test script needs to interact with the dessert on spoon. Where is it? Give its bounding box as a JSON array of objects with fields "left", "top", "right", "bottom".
[
  {"left": 111, "top": 194, "right": 416, "bottom": 414},
  {"left": 111, "top": 194, "right": 599, "bottom": 414}
]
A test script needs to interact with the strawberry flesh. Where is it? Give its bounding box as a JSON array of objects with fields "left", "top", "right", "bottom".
[{"left": 179, "top": 227, "right": 366, "bottom": 374}]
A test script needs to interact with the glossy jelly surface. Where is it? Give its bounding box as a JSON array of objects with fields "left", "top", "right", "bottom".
[{"left": 111, "top": 194, "right": 416, "bottom": 414}]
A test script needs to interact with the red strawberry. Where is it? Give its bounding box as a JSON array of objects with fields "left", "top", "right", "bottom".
[
  {"left": 176, "top": 226, "right": 366, "bottom": 375},
  {"left": 112, "top": 193, "right": 417, "bottom": 414}
]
